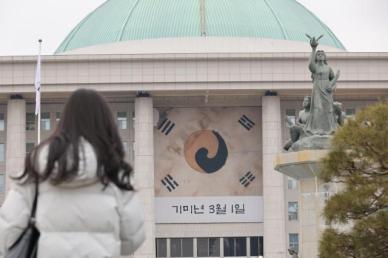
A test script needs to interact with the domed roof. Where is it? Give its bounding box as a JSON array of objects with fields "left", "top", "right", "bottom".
[{"left": 56, "top": 0, "right": 345, "bottom": 53}]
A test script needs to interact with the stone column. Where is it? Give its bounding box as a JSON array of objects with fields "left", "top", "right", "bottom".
[
  {"left": 262, "top": 94, "right": 287, "bottom": 258},
  {"left": 133, "top": 95, "right": 155, "bottom": 258},
  {"left": 5, "top": 95, "right": 26, "bottom": 194},
  {"left": 299, "top": 178, "right": 327, "bottom": 258}
]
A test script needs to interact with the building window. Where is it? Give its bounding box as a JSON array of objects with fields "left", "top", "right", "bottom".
[
  {"left": 41, "top": 112, "right": 51, "bottom": 130},
  {"left": 250, "top": 236, "right": 264, "bottom": 256},
  {"left": 56, "top": 112, "right": 61, "bottom": 123},
  {"left": 26, "top": 113, "right": 35, "bottom": 130},
  {"left": 197, "top": 237, "right": 220, "bottom": 257},
  {"left": 289, "top": 233, "right": 299, "bottom": 252},
  {"left": 323, "top": 184, "right": 331, "bottom": 200},
  {"left": 0, "top": 143, "right": 4, "bottom": 162},
  {"left": 288, "top": 177, "right": 297, "bottom": 190},
  {"left": 0, "top": 174, "right": 4, "bottom": 193},
  {"left": 170, "top": 238, "right": 193, "bottom": 257},
  {"left": 123, "top": 141, "right": 128, "bottom": 154},
  {"left": 224, "top": 237, "right": 246, "bottom": 256},
  {"left": 345, "top": 108, "right": 356, "bottom": 120},
  {"left": 156, "top": 238, "right": 167, "bottom": 257},
  {"left": 346, "top": 108, "right": 355, "bottom": 116},
  {"left": 117, "top": 112, "right": 127, "bottom": 130},
  {"left": 288, "top": 202, "right": 298, "bottom": 221},
  {"left": 286, "top": 109, "right": 296, "bottom": 125},
  {"left": 26, "top": 143, "right": 35, "bottom": 155},
  {"left": 0, "top": 113, "right": 4, "bottom": 131}
]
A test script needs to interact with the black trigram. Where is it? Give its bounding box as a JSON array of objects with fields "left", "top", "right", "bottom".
[
  {"left": 239, "top": 171, "right": 256, "bottom": 187},
  {"left": 161, "top": 174, "right": 179, "bottom": 192},
  {"left": 158, "top": 118, "right": 175, "bottom": 135},
  {"left": 238, "top": 115, "right": 255, "bottom": 130}
]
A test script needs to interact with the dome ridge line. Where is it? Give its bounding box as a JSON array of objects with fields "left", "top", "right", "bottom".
[
  {"left": 199, "top": 0, "right": 207, "bottom": 36},
  {"left": 263, "top": 0, "right": 289, "bottom": 40},
  {"left": 116, "top": 0, "right": 141, "bottom": 41}
]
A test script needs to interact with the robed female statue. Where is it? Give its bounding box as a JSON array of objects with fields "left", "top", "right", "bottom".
[{"left": 304, "top": 35, "right": 340, "bottom": 135}]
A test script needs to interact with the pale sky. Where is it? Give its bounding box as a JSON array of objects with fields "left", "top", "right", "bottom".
[{"left": 0, "top": 0, "right": 387, "bottom": 56}]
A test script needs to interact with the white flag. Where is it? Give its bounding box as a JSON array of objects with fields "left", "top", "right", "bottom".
[{"left": 34, "top": 41, "right": 41, "bottom": 115}]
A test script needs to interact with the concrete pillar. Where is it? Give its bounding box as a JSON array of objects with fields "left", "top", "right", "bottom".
[
  {"left": 133, "top": 96, "right": 155, "bottom": 258},
  {"left": 299, "top": 178, "right": 326, "bottom": 258},
  {"left": 262, "top": 95, "right": 287, "bottom": 258},
  {"left": 5, "top": 96, "right": 26, "bottom": 194}
]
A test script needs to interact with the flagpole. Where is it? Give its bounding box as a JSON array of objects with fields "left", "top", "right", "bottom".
[
  {"left": 35, "top": 39, "right": 42, "bottom": 144},
  {"left": 37, "top": 101, "right": 41, "bottom": 144}
]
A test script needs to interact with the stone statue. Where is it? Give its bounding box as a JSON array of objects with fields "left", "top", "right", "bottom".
[
  {"left": 288, "top": 248, "right": 298, "bottom": 258},
  {"left": 283, "top": 35, "right": 345, "bottom": 151},
  {"left": 283, "top": 96, "right": 311, "bottom": 151},
  {"left": 333, "top": 101, "right": 346, "bottom": 126},
  {"left": 304, "top": 34, "right": 340, "bottom": 136}
]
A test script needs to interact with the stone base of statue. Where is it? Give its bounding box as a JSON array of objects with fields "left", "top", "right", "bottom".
[
  {"left": 290, "top": 134, "right": 332, "bottom": 152},
  {"left": 275, "top": 150, "right": 330, "bottom": 258}
]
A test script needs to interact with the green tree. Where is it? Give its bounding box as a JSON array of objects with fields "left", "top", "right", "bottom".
[{"left": 319, "top": 102, "right": 388, "bottom": 258}]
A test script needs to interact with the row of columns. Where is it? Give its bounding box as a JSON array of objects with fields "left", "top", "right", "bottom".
[{"left": 4, "top": 94, "right": 286, "bottom": 258}]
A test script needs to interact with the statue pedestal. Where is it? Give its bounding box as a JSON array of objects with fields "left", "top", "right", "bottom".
[{"left": 275, "top": 150, "right": 329, "bottom": 258}]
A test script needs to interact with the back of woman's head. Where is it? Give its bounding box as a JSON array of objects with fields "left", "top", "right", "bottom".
[{"left": 20, "top": 89, "right": 134, "bottom": 191}]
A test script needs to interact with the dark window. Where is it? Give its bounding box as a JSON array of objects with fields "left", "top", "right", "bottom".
[
  {"left": 117, "top": 112, "right": 127, "bottom": 129},
  {"left": 289, "top": 233, "right": 299, "bottom": 252},
  {"left": 26, "top": 143, "right": 35, "bottom": 154},
  {"left": 56, "top": 112, "right": 61, "bottom": 123},
  {"left": 288, "top": 177, "right": 297, "bottom": 190},
  {"left": 288, "top": 202, "right": 298, "bottom": 221},
  {"left": 123, "top": 141, "right": 128, "bottom": 155},
  {"left": 171, "top": 238, "right": 180, "bottom": 257},
  {"left": 182, "top": 238, "right": 193, "bottom": 257},
  {"left": 156, "top": 238, "right": 167, "bottom": 257},
  {"left": 197, "top": 237, "right": 220, "bottom": 256},
  {"left": 346, "top": 108, "right": 355, "bottom": 116},
  {"left": 286, "top": 109, "right": 296, "bottom": 125},
  {"left": 170, "top": 238, "right": 193, "bottom": 257},
  {"left": 0, "top": 143, "right": 4, "bottom": 162},
  {"left": 41, "top": 112, "right": 51, "bottom": 130},
  {"left": 26, "top": 113, "right": 35, "bottom": 130},
  {"left": 0, "top": 113, "right": 4, "bottom": 131},
  {"left": 250, "top": 236, "right": 264, "bottom": 256},
  {"left": 0, "top": 174, "right": 4, "bottom": 193},
  {"left": 288, "top": 202, "right": 298, "bottom": 220},
  {"left": 209, "top": 238, "right": 220, "bottom": 256},
  {"left": 345, "top": 108, "right": 356, "bottom": 120},
  {"left": 224, "top": 237, "right": 246, "bottom": 256}
]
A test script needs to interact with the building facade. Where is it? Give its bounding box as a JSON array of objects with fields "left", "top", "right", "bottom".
[{"left": 1, "top": 0, "right": 387, "bottom": 257}]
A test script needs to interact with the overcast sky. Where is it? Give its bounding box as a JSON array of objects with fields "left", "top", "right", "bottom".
[{"left": 0, "top": 0, "right": 387, "bottom": 56}]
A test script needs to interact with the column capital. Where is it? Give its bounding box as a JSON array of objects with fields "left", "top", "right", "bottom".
[
  {"left": 264, "top": 90, "right": 278, "bottom": 96},
  {"left": 10, "top": 94, "right": 24, "bottom": 100},
  {"left": 136, "top": 91, "right": 151, "bottom": 98}
]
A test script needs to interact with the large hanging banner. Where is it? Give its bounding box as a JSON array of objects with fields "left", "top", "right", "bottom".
[{"left": 154, "top": 107, "right": 263, "bottom": 223}]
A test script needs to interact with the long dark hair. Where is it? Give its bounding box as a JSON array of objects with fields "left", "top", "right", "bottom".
[{"left": 19, "top": 89, "right": 134, "bottom": 191}]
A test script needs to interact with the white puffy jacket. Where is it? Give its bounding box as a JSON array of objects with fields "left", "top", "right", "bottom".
[{"left": 0, "top": 139, "right": 145, "bottom": 258}]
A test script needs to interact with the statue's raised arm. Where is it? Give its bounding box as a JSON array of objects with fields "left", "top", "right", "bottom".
[{"left": 306, "top": 34, "right": 323, "bottom": 73}]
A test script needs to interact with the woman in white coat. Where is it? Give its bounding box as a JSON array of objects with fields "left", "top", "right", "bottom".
[{"left": 0, "top": 89, "right": 145, "bottom": 257}]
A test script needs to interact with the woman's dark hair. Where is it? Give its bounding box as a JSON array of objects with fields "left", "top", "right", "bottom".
[{"left": 19, "top": 89, "right": 134, "bottom": 191}]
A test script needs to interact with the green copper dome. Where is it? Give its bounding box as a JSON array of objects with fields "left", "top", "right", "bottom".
[{"left": 56, "top": 0, "right": 345, "bottom": 53}]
